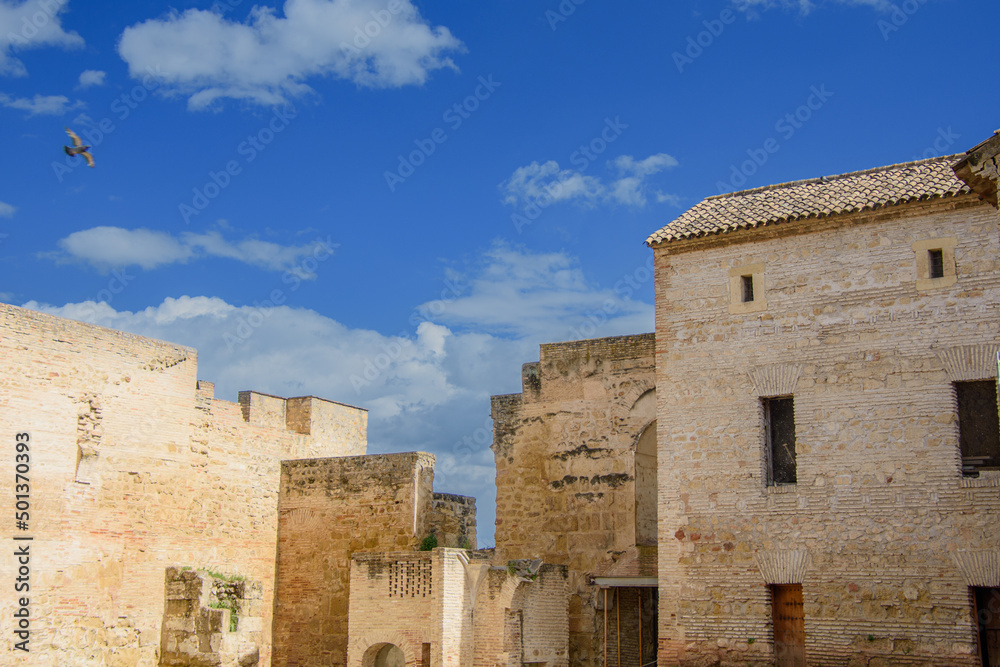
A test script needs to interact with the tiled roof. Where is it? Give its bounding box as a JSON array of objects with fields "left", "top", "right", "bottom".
[{"left": 646, "top": 154, "right": 971, "bottom": 246}]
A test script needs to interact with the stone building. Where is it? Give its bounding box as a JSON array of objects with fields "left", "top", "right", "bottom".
[
  {"left": 645, "top": 152, "right": 1000, "bottom": 665},
  {"left": 346, "top": 551, "right": 568, "bottom": 666},
  {"left": 0, "top": 303, "right": 485, "bottom": 667},
  {"left": 491, "top": 335, "right": 658, "bottom": 667}
]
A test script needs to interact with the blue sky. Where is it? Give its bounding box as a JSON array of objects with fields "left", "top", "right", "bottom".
[{"left": 1, "top": 0, "right": 996, "bottom": 544}]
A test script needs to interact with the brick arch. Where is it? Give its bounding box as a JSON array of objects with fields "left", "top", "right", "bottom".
[
  {"left": 613, "top": 378, "right": 657, "bottom": 418},
  {"left": 348, "top": 631, "right": 418, "bottom": 667}
]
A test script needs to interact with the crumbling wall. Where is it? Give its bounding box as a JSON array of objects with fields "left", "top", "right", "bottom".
[
  {"left": 159, "top": 567, "right": 262, "bottom": 667},
  {"left": 652, "top": 195, "right": 1000, "bottom": 665},
  {"left": 271, "top": 453, "right": 436, "bottom": 667},
  {"left": 468, "top": 561, "right": 569, "bottom": 667},
  {"left": 0, "top": 303, "right": 367, "bottom": 667},
  {"left": 426, "top": 492, "right": 477, "bottom": 549},
  {"left": 490, "top": 334, "right": 656, "bottom": 667}
]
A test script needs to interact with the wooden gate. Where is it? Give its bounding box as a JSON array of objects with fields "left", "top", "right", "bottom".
[
  {"left": 976, "top": 588, "right": 1000, "bottom": 667},
  {"left": 771, "top": 584, "right": 806, "bottom": 667}
]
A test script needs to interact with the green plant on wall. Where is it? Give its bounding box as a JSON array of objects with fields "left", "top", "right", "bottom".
[
  {"left": 419, "top": 534, "right": 438, "bottom": 551},
  {"left": 209, "top": 600, "right": 239, "bottom": 632}
]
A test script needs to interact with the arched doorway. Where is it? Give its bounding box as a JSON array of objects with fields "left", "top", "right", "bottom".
[
  {"left": 374, "top": 644, "right": 405, "bottom": 667},
  {"left": 364, "top": 643, "right": 405, "bottom": 667},
  {"left": 635, "top": 419, "right": 657, "bottom": 546}
]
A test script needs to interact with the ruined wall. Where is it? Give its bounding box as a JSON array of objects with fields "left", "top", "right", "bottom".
[
  {"left": 271, "top": 452, "right": 435, "bottom": 667},
  {"left": 0, "top": 303, "right": 367, "bottom": 667},
  {"left": 652, "top": 195, "right": 1000, "bottom": 665},
  {"left": 491, "top": 334, "right": 656, "bottom": 667},
  {"left": 159, "top": 567, "right": 263, "bottom": 667},
  {"left": 426, "top": 492, "right": 477, "bottom": 549}
]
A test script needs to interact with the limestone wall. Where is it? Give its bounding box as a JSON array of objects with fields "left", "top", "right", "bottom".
[
  {"left": 271, "top": 452, "right": 436, "bottom": 667},
  {"left": 490, "top": 334, "right": 656, "bottom": 667},
  {"left": 427, "top": 492, "right": 477, "bottom": 549},
  {"left": 0, "top": 303, "right": 367, "bottom": 667},
  {"left": 652, "top": 195, "right": 1000, "bottom": 665}
]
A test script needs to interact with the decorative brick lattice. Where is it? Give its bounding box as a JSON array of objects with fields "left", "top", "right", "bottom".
[{"left": 388, "top": 559, "right": 433, "bottom": 598}]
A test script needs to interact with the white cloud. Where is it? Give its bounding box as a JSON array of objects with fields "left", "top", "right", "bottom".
[
  {"left": 20, "top": 243, "right": 655, "bottom": 543},
  {"left": 500, "top": 153, "right": 680, "bottom": 210},
  {"left": 51, "top": 226, "right": 338, "bottom": 277},
  {"left": 117, "top": 0, "right": 464, "bottom": 110},
  {"left": 77, "top": 69, "right": 106, "bottom": 88},
  {"left": 0, "top": 200, "right": 14, "bottom": 217},
  {"left": 411, "top": 241, "right": 655, "bottom": 341},
  {"left": 0, "top": 0, "right": 84, "bottom": 76},
  {"left": 500, "top": 160, "right": 603, "bottom": 207},
  {"left": 0, "top": 92, "right": 83, "bottom": 115}
]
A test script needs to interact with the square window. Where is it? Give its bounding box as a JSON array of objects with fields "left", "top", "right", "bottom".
[
  {"left": 912, "top": 237, "right": 957, "bottom": 290},
  {"left": 742, "top": 275, "right": 755, "bottom": 303},
  {"left": 956, "top": 380, "right": 1000, "bottom": 475},
  {"left": 928, "top": 249, "right": 944, "bottom": 279},
  {"left": 729, "top": 263, "right": 766, "bottom": 314},
  {"left": 764, "top": 396, "right": 796, "bottom": 485}
]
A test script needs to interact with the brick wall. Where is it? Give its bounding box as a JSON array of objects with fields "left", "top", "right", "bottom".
[
  {"left": 652, "top": 195, "right": 1000, "bottom": 665},
  {"left": 491, "top": 334, "right": 655, "bottom": 667},
  {"left": 271, "top": 452, "right": 435, "bottom": 667},
  {"left": 0, "top": 303, "right": 366, "bottom": 667}
]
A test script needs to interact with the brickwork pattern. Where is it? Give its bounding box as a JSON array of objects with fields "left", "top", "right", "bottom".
[
  {"left": 0, "top": 303, "right": 366, "bottom": 667},
  {"left": 491, "top": 334, "right": 655, "bottom": 667},
  {"left": 272, "top": 453, "right": 435, "bottom": 667},
  {"left": 652, "top": 196, "right": 1000, "bottom": 665}
]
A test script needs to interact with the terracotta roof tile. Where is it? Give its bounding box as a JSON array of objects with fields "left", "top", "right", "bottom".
[{"left": 646, "top": 154, "right": 970, "bottom": 246}]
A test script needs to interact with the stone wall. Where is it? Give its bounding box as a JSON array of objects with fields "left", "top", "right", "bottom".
[
  {"left": 0, "top": 303, "right": 367, "bottom": 667},
  {"left": 427, "top": 492, "right": 477, "bottom": 549},
  {"left": 271, "top": 452, "right": 436, "bottom": 667},
  {"left": 651, "top": 195, "right": 1000, "bottom": 665},
  {"left": 159, "top": 567, "right": 263, "bottom": 667},
  {"left": 490, "top": 334, "right": 656, "bottom": 667},
  {"left": 346, "top": 551, "right": 568, "bottom": 667}
]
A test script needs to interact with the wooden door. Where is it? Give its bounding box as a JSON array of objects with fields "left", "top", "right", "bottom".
[
  {"left": 772, "top": 584, "right": 806, "bottom": 667},
  {"left": 976, "top": 588, "right": 1000, "bottom": 667}
]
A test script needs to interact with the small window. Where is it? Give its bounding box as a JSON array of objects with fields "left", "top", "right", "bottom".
[
  {"left": 956, "top": 380, "right": 1000, "bottom": 475},
  {"left": 742, "top": 275, "right": 755, "bottom": 303},
  {"left": 764, "top": 396, "right": 796, "bottom": 485},
  {"left": 928, "top": 249, "right": 944, "bottom": 279},
  {"left": 913, "top": 238, "right": 957, "bottom": 290}
]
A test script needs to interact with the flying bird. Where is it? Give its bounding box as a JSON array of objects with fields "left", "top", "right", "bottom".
[{"left": 64, "top": 127, "right": 94, "bottom": 167}]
